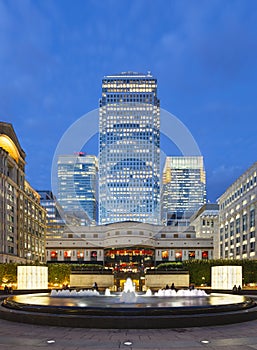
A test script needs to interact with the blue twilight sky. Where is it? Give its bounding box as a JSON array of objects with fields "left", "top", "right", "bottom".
[{"left": 1, "top": 0, "right": 257, "bottom": 202}]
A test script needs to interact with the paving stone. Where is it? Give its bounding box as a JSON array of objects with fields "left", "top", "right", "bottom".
[{"left": 1, "top": 318, "right": 257, "bottom": 349}]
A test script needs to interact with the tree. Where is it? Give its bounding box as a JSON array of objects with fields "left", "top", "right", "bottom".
[
  {"left": 47, "top": 264, "right": 71, "bottom": 285},
  {"left": 0, "top": 263, "right": 17, "bottom": 284}
]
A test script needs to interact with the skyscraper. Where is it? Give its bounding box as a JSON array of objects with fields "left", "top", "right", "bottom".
[
  {"left": 99, "top": 72, "right": 160, "bottom": 225},
  {"left": 162, "top": 156, "right": 206, "bottom": 226},
  {"left": 57, "top": 153, "right": 98, "bottom": 225}
]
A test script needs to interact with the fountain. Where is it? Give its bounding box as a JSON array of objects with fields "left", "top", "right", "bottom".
[
  {"left": 49, "top": 278, "right": 207, "bottom": 301},
  {"left": 154, "top": 288, "right": 207, "bottom": 297},
  {"left": 50, "top": 288, "right": 100, "bottom": 297},
  {"left": 1, "top": 278, "right": 257, "bottom": 328},
  {"left": 104, "top": 288, "right": 111, "bottom": 296},
  {"left": 119, "top": 278, "right": 137, "bottom": 303}
]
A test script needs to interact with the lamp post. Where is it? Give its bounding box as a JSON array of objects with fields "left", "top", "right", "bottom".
[
  {"left": 202, "top": 276, "right": 206, "bottom": 286},
  {"left": 26, "top": 252, "right": 31, "bottom": 265}
]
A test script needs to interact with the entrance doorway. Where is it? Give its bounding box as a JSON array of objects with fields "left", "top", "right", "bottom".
[
  {"left": 114, "top": 272, "right": 145, "bottom": 292},
  {"left": 104, "top": 247, "right": 154, "bottom": 273}
]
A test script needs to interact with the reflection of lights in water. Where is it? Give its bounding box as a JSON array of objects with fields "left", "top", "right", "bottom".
[
  {"left": 78, "top": 302, "right": 88, "bottom": 307},
  {"left": 9, "top": 291, "right": 248, "bottom": 309},
  {"left": 208, "top": 293, "right": 244, "bottom": 306}
]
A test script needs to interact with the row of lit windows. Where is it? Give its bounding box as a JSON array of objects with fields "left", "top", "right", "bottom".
[
  {"left": 221, "top": 242, "right": 256, "bottom": 258},
  {"left": 159, "top": 250, "right": 209, "bottom": 261},
  {"left": 220, "top": 173, "right": 257, "bottom": 209},
  {"left": 103, "top": 83, "right": 156, "bottom": 88},
  {"left": 102, "top": 84, "right": 156, "bottom": 89},
  {"left": 102, "top": 81, "right": 156, "bottom": 86},
  {"left": 103, "top": 92, "right": 155, "bottom": 97},
  {"left": 100, "top": 106, "right": 156, "bottom": 112},
  {"left": 220, "top": 209, "right": 255, "bottom": 237},
  {"left": 103, "top": 128, "right": 154, "bottom": 133},
  {"left": 221, "top": 231, "right": 256, "bottom": 244},
  {"left": 49, "top": 250, "right": 99, "bottom": 261}
]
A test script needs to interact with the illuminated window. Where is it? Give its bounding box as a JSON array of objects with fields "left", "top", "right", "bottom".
[
  {"left": 202, "top": 251, "right": 208, "bottom": 260},
  {"left": 175, "top": 250, "right": 182, "bottom": 262},
  {"left": 77, "top": 251, "right": 84, "bottom": 261},
  {"left": 64, "top": 250, "right": 71, "bottom": 261},
  {"left": 50, "top": 251, "right": 58, "bottom": 261},
  {"left": 161, "top": 250, "right": 169, "bottom": 261},
  {"left": 189, "top": 251, "right": 195, "bottom": 260}
]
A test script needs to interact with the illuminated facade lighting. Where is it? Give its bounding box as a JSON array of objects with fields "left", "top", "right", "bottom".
[
  {"left": 0, "top": 122, "right": 46, "bottom": 263},
  {"left": 99, "top": 72, "right": 160, "bottom": 224},
  {"left": 218, "top": 162, "right": 257, "bottom": 259},
  {"left": 161, "top": 156, "right": 206, "bottom": 226},
  {"left": 38, "top": 190, "right": 66, "bottom": 239},
  {"left": 57, "top": 153, "right": 98, "bottom": 225}
]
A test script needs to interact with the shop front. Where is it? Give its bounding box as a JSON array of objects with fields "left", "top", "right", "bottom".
[{"left": 104, "top": 247, "right": 155, "bottom": 273}]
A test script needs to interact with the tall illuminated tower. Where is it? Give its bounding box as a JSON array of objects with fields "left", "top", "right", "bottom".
[
  {"left": 162, "top": 156, "right": 206, "bottom": 225},
  {"left": 99, "top": 72, "right": 160, "bottom": 224},
  {"left": 57, "top": 153, "right": 98, "bottom": 225}
]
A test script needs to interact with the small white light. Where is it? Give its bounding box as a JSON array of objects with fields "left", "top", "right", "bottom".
[
  {"left": 201, "top": 340, "right": 210, "bottom": 344},
  {"left": 123, "top": 341, "right": 133, "bottom": 346},
  {"left": 47, "top": 340, "right": 56, "bottom": 344}
]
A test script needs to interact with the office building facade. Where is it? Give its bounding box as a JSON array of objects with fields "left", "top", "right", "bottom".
[
  {"left": 46, "top": 221, "right": 213, "bottom": 268},
  {"left": 218, "top": 162, "right": 257, "bottom": 259},
  {"left": 38, "top": 190, "right": 65, "bottom": 239},
  {"left": 57, "top": 153, "right": 98, "bottom": 225},
  {"left": 99, "top": 72, "right": 160, "bottom": 225},
  {"left": 190, "top": 203, "right": 219, "bottom": 259},
  {"left": 0, "top": 122, "right": 46, "bottom": 263},
  {"left": 161, "top": 156, "right": 206, "bottom": 226}
]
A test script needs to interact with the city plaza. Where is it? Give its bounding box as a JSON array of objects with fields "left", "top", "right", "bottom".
[{"left": 0, "top": 73, "right": 257, "bottom": 347}]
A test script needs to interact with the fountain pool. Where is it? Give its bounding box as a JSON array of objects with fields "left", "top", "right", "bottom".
[{"left": 1, "top": 278, "right": 257, "bottom": 328}]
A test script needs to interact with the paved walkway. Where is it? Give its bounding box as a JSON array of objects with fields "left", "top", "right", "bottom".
[{"left": 1, "top": 317, "right": 257, "bottom": 350}]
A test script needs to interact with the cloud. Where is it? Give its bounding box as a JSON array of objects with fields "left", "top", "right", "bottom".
[
  {"left": 184, "top": 1, "right": 257, "bottom": 78},
  {"left": 152, "top": 0, "right": 257, "bottom": 91}
]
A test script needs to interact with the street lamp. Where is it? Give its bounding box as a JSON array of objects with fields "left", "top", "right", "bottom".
[{"left": 26, "top": 252, "right": 31, "bottom": 265}]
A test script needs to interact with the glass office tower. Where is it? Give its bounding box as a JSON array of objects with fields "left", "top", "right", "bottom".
[
  {"left": 57, "top": 153, "right": 98, "bottom": 225},
  {"left": 99, "top": 72, "right": 160, "bottom": 224},
  {"left": 38, "top": 190, "right": 65, "bottom": 239},
  {"left": 162, "top": 156, "right": 206, "bottom": 226}
]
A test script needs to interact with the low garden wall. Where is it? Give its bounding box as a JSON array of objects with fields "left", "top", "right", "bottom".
[
  {"left": 145, "top": 271, "right": 189, "bottom": 290},
  {"left": 70, "top": 272, "right": 114, "bottom": 290}
]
